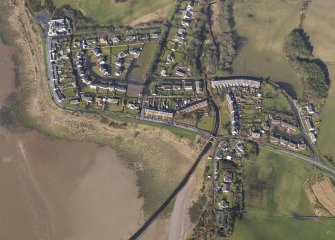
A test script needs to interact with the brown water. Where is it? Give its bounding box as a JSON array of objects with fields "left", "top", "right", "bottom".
[{"left": 0, "top": 41, "right": 144, "bottom": 240}]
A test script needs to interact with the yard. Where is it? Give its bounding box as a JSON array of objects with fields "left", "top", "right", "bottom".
[
  {"left": 231, "top": 148, "right": 335, "bottom": 240},
  {"left": 53, "top": 0, "right": 175, "bottom": 25},
  {"left": 232, "top": 0, "right": 303, "bottom": 99}
]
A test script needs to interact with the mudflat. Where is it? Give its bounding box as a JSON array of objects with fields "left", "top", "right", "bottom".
[
  {"left": 0, "top": 41, "right": 16, "bottom": 108},
  {"left": 0, "top": 130, "right": 143, "bottom": 240}
]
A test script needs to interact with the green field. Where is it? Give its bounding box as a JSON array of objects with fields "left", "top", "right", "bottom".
[
  {"left": 303, "top": 0, "right": 335, "bottom": 160},
  {"left": 232, "top": 148, "right": 335, "bottom": 240},
  {"left": 232, "top": 0, "right": 303, "bottom": 98},
  {"left": 53, "top": 0, "right": 175, "bottom": 25},
  {"left": 130, "top": 42, "right": 158, "bottom": 80},
  {"left": 197, "top": 115, "right": 214, "bottom": 132}
]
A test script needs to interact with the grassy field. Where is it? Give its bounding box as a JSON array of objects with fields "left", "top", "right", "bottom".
[
  {"left": 130, "top": 41, "right": 158, "bottom": 81},
  {"left": 197, "top": 115, "right": 214, "bottom": 132},
  {"left": 231, "top": 148, "right": 335, "bottom": 240},
  {"left": 304, "top": 0, "right": 335, "bottom": 160},
  {"left": 232, "top": 0, "right": 303, "bottom": 98},
  {"left": 53, "top": 0, "right": 175, "bottom": 25}
]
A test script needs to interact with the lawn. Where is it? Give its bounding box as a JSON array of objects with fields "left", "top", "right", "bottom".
[
  {"left": 231, "top": 148, "right": 335, "bottom": 240},
  {"left": 197, "top": 115, "right": 214, "bottom": 132},
  {"left": 232, "top": 0, "right": 303, "bottom": 99},
  {"left": 303, "top": 0, "right": 335, "bottom": 160},
  {"left": 53, "top": 0, "right": 175, "bottom": 25}
]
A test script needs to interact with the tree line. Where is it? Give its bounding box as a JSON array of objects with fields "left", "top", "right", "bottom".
[{"left": 284, "top": 28, "right": 329, "bottom": 98}]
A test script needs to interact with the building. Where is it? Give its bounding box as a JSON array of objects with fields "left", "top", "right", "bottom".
[
  {"left": 309, "top": 131, "right": 317, "bottom": 143},
  {"left": 251, "top": 131, "right": 261, "bottom": 140},
  {"left": 305, "top": 117, "right": 315, "bottom": 131},
  {"left": 223, "top": 172, "right": 233, "bottom": 183},
  {"left": 226, "top": 92, "right": 239, "bottom": 135},
  {"left": 48, "top": 18, "right": 71, "bottom": 36},
  {"left": 280, "top": 138, "right": 289, "bottom": 146},
  {"left": 270, "top": 135, "right": 280, "bottom": 144},
  {"left": 175, "top": 68, "right": 188, "bottom": 77},
  {"left": 111, "top": 36, "right": 120, "bottom": 45},
  {"left": 177, "top": 99, "right": 208, "bottom": 114},
  {"left": 288, "top": 142, "right": 298, "bottom": 150},
  {"left": 144, "top": 109, "right": 174, "bottom": 119},
  {"left": 218, "top": 199, "right": 229, "bottom": 210},
  {"left": 281, "top": 121, "right": 298, "bottom": 132},
  {"left": 211, "top": 78, "right": 261, "bottom": 89}
]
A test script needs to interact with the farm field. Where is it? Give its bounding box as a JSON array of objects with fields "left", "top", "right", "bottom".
[
  {"left": 311, "top": 178, "right": 335, "bottom": 215},
  {"left": 232, "top": 0, "right": 303, "bottom": 99},
  {"left": 53, "top": 0, "right": 175, "bottom": 25},
  {"left": 304, "top": 0, "right": 335, "bottom": 160},
  {"left": 231, "top": 148, "right": 335, "bottom": 240}
]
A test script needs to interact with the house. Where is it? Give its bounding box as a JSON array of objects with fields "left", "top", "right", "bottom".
[
  {"left": 221, "top": 183, "right": 230, "bottom": 192},
  {"left": 111, "top": 36, "right": 120, "bottom": 45},
  {"left": 271, "top": 117, "right": 281, "bottom": 125},
  {"left": 183, "top": 11, "right": 193, "bottom": 20},
  {"left": 218, "top": 199, "right": 229, "bottom": 210},
  {"left": 175, "top": 68, "right": 188, "bottom": 77},
  {"left": 81, "top": 76, "right": 91, "bottom": 85},
  {"left": 95, "top": 97, "right": 105, "bottom": 105},
  {"left": 150, "top": 33, "right": 160, "bottom": 39},
  {"left": 306, "top": 104, "right": 315, "bottom": 114},
  {"left": 70, "top": 99, "right": 80, "bottom": 105},
  {"left": 177, "top": 27, "right": 186, "bottom": 36},
  {"left": 211, "top": 78, "right": 261, "bottom": 89},
  {"left": 160, "top": 69, "right": 167, "bottom": 77},
  {"left": 144, "top": 108, "right": 174, "bottom": 119},
  {"left": 115, "top": 59, "right": 124, "bottom": 67},
  {"left": 280, "top": 138, "right": 289, "bottom": 146},
  {"left": 124, "top": 35, "right": 136, "bottom": 42},
  {"left": 173, "top": 35, "right": 186, "bottom": 45},
  {"left": 281, "top": 121, "right": 298, "bottom": 132},
  {"left": 82, "top": 95, "right": 93, "bottom": 103},
  {"left": 181, "top": 20, "right": 190, "bottom": 27},
  {"left": 270, "top": 135, "right": 280, "bottom": 144},
  {"left": 118, "top": 50, "right": 129, "bottom": 59},
  {"left": 177, "top": 99, "right": 208, "bottom": 114},
  {"left": 98, "top": 56, "right": 106, "bottom": 65},
  {"left": 288, "top": 142, "right": 298, "bottom": 150},
  {"left": 171, "top": 42, "right": 179, "bottom": 52},
  {"left": 115, "top": 86, "right": 127, "bottom": 92},
  {"left": 214, "top": 162, "right": 219, "bottom": 176},
  {"left": 106, "top": 98, "right": 119, "bottom": 104},
  {"left": 251, "top": 131, "right": 261, "bottom": 140},
  {"left": 224, "top": 172, "right": 233, "bottom": 183},
  {"left": 166, "top": 53, "right": 175, "bottom": 64},
  {"left": 138, "top": 34, "right": 148, "bottom": 40},
  {"left": 298, "top": 142, "right": 307, "bottom": 150},
  {"left": 99, "top": 37, "right": 108, "bottom": 44},
  {"left": 305, "top": 117, "right": 315, "bottom": 131},
  {"left": 92, "top": 48, "right": 101, "bottom": 57}
]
